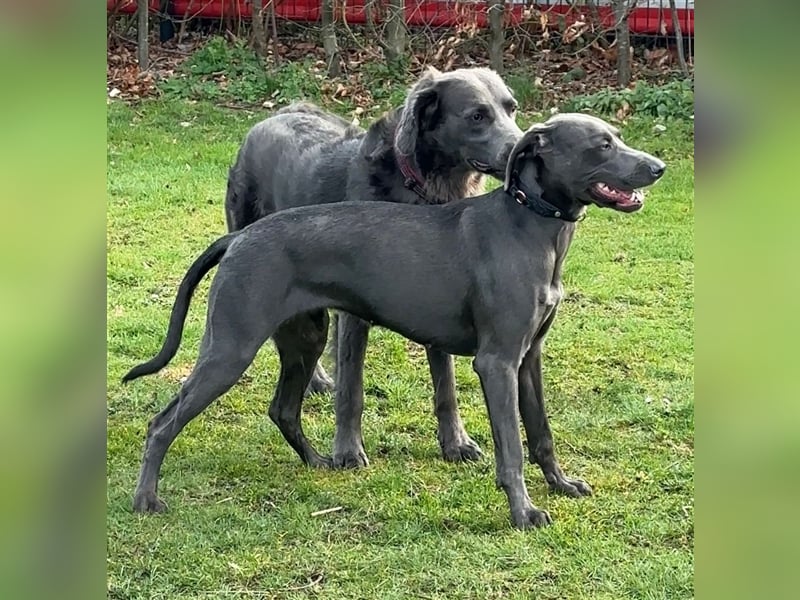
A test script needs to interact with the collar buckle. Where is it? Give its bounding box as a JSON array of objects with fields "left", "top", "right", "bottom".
[{"left": 508, "top": 182, "right": 582, "bottom": 223}]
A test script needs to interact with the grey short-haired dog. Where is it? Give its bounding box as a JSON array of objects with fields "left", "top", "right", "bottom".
[{"left": 124, "top": 113, "right": 665, "bottom": 528}]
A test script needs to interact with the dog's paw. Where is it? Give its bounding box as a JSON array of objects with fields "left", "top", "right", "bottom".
[
  {"left": 441, "top": 435, "right": 483, "bottom": 463},
  {"left": 332, "top": 446, "right": 369, "bottom": 469},
  {"left": 306, "top": 453, "right": 334, "bottom": 469},
  {"left": 132, "top": 490, "right": 168, "bottom": 514},
  {"left": 546, "top": 473, "right": 593, "bottom": 498},
  {"left": 511, "top": 507, "right": 553, "bottom": 530},
  {"left": 304, "top": 373, "right": 335, "bottom": 396}
]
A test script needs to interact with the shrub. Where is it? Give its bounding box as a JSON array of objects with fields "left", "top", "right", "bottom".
[
  {"left": 505, "top": 71, "right": 543, "bottom": 111},
  {"left": 563, "top": 79, "right": 694, "bottom": 120},
  {"left": 158, "top": 37, "right": 322, "bottom": 105}
]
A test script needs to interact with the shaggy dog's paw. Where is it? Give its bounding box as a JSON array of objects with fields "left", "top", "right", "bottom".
[
  {"left": 306, "top": 454, "right": 334, "bottom": 469},
  {"left": 545, "top": 473, "right": 593, "bottom": 498},
  {"left": 304, "top": 372, "right": 335, "bottom": 396}
]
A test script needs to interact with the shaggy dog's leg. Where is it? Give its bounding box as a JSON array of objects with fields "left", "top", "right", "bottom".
[
  {"left": 269, "top": 311, "right": 333, "bottom": 468},
  {"left": 426, "top": 348, "right": 483, "bottom": 462}
]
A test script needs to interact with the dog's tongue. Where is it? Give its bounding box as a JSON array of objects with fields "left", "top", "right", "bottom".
[{"left": 594, "top": 183, "right": 643, "bottom": 208}]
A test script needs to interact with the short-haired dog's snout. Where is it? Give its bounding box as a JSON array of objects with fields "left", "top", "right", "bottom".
[
  {"left": 648, "top": 158, "right": 666, "bottom": 179},
  {"left": 626, "top": 150, "right": 666, "bottom": 189}
]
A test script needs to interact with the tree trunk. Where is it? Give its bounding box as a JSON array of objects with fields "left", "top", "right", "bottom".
[
  {"left": 488, "top": 0, "right": 505, "bottom": 73},
  {"left": 321, "top": 0, "right": 342, "bottom": 77},
  {"left": 177, "top": 0, "right": 196, "bottom": 45},
  {"left": 269, "top": 0, "right": 280, "bottom": 66},
  {"left": 612, "top": 0, "right": 633, "bottom": 87},
  {"left": 668, "top": 0, "right": 690, "bottom": 77},
  {"left": 137, "top": 0, "right": 149, "bottom": 71},
  {"left": 385, "top": 0, "right": 406, "bottom": 63},
  {"left": 251, "top": 1, "right": 268, "bottom": 60},
  {"left": 585, "top": 0, "right": 609, "bottom": 49},
  {"left": 365, "top": 0, "right": 376, "bottom": 38}
]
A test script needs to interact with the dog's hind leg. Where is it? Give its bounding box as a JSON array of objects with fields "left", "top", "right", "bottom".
[
  {"left": 426, "top": 348, "right": 483, "bottom": 462},
  {"left": 132, "top": 329, "right": 265, "bottom": 513},
  {"left": 518, "top": 342, "right": 592, "bottom": 499},
  {"left": 269, "top": 310, "right": 333, "bottom": 468}
]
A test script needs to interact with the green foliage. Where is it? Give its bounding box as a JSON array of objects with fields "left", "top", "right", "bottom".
[
  {"left": 362, "top": 59, "right": 411, "bottom": 105},
  {"left": 158, "top": 36, "right": 321, "bottom": 104},
  {"left": 505, "top": 71, "right": 543, "bottom": 111},
  {"left": 268, "top": 60, "right": 323, "bottom": 104},
  {"left": 563, "top": 79, "right": 695, "bottom": 120},
  {"left": 185, "top": 35, "right": 242, "bottom": 76}
]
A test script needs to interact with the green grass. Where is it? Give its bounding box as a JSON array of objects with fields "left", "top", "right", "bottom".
[{"left": 107, "top": 99, "right": 694, "bottom": 599}]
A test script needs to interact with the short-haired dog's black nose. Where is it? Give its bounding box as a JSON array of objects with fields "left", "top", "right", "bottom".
[{"left": 650, "top": 160, "right": 666, "bottom": 179}]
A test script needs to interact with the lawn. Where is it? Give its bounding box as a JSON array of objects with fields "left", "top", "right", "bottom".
[{"left": 107, "top": 98, "right": 694, "bottom": 599}]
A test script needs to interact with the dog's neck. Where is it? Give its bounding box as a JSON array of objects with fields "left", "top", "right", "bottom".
[
  {"left": 395, "top": 151, "right": 428, "bottom": 199},
  {"left": 389, "top": 112, "right": 484, "bottom": 204},
  {"left": 509, "top": 159, "right": 587, "bottom": 223}
]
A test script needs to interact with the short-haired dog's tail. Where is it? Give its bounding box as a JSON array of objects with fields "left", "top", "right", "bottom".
[{"left": 122, "top": 233, "right": 238, "bottom": 384}]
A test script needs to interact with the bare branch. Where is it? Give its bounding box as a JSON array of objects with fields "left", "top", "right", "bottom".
[
  {"left": 137, "top": 0, "right": 149, "bottom": 71},
  {"left": 668, "top": 0, "right": 690, "bottom": 78}
]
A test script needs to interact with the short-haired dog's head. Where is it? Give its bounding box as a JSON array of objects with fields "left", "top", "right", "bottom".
[{"left": 504, "top": 113, "right": 666, "bottom": 215}]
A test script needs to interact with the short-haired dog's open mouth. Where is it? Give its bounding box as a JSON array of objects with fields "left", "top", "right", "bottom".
[{"left": 589, "top": 182, "right": 645, "bottom": 213}]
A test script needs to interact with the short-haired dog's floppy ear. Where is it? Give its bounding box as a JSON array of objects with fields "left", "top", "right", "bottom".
[
  {"left": 395, "top": 67, "right": 441, "bottom": 156},
  {"left": 503, "top": 123, "right": 553, "bottom": 192}
]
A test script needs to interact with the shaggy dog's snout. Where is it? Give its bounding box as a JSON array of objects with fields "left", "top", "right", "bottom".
[{"left": 499, "top": 139, "right": 517, "bottom": 163}]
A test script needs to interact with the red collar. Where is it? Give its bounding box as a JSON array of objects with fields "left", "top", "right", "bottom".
[{"left": 394, "top": 149, "right": 428, "bottom": 200}]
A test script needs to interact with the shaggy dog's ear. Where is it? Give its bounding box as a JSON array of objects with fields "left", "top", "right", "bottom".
[
  {"left": 503, "top": 123, "right": 553, "bottom": 192},
  {"left": 361, "top": 114, "right": 393, "bottom": 161},
  {"left": 394, "top": 67, "right": 441, "bottom": 156}
]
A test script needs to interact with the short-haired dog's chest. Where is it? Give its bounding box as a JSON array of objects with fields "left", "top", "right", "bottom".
[{"left": 536, "top": 283, "right": 563, "bottom": 309}]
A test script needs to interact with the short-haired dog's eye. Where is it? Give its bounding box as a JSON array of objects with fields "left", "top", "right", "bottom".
[
  {"left": 601, "top": 141, "right": 613, "bottom": 150},
  {"left": 472, "top": 112, "right": 484, "bottom": 122}
]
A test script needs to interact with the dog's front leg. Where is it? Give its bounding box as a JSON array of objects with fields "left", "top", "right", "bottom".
[
  {"left": 332, "top": 312, "right": 371, "bottom": 468},
  {"left": 519, "top": 341, "right": 593, "bottom": 498},
  {"left": 473, "top": 352, "right": 551, "bottom": 529}
]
